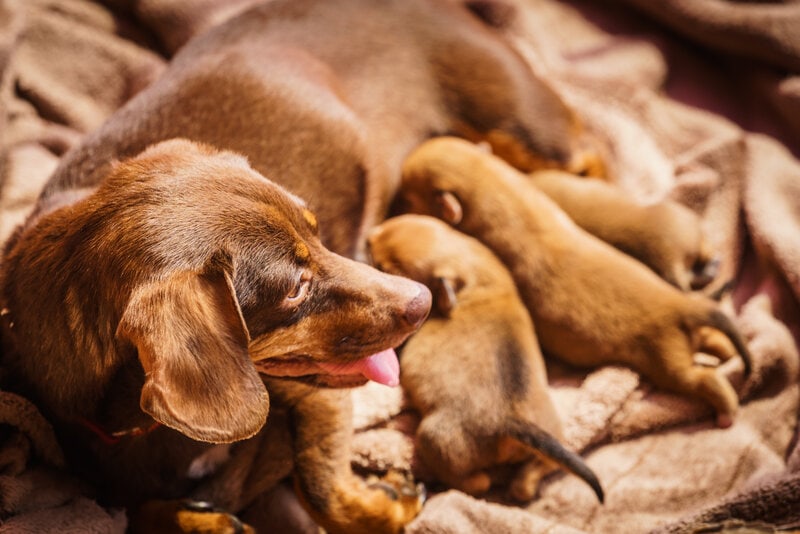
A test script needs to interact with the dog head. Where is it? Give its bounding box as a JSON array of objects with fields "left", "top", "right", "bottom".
[{"left": 5, "top": 139, "right": 430, "bottom": 444}]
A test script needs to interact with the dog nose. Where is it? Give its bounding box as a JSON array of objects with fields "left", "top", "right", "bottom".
[{"left": 404, "top": 282, "right": 432, "bottom": 328}]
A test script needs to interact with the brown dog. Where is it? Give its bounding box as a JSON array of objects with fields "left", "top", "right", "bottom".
[
  {"left": 528, "top": 170, "right": 718, "bottom": 291},
  {"left": 1, "top": 140, "right": 431, "bottom": 533},
  {"left": 37, "top": 0, "right": 603, "bottom": 261},
  {"left": 367, "top": 214, "right": 604, "bottom": 503},
  {"left": 3, "top": 0, "right": 603, "bottom": 530},
  {"left": 398, "top": 137, "right": 752, "bottom": 429}
]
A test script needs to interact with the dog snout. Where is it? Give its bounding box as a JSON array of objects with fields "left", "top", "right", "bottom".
[{"left": 403, "top": 282, "right": 432, "bottom": 328}]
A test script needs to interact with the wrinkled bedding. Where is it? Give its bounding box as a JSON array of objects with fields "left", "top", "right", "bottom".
[{"left": 1, "top": 0, "right": 799, "bottom": 532}]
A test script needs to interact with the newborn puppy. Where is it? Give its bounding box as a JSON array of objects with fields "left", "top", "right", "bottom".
[
  {"left": 528, "top": 170, "right": 718, "bottom": 291},
  {"left": 399, "top": 137, "right": 752, "bottom": 428},
  {"left": 367, "top": 214, "right": 603, "bottom": 503}
]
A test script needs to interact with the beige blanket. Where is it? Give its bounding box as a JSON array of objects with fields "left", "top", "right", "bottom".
[{"left": 1, "top": 0, "right": 799, "bottom": 532}]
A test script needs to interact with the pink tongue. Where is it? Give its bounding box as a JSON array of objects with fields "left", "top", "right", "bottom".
[{"left": 318, "top": 349, "right": 400, "bottom": 387}]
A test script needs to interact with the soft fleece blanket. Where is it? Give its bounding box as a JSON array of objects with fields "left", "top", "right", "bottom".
[{"left": 1, "top": 0, "right": 799, "bottom": 532}]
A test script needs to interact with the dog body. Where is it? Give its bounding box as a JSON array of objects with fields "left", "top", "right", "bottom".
[
  {"left": 399, "top": 137, "right": 752, "bottom": 428},
  {"left": 37, "top": 0, "right": 599, "bottom": 260},
  {"left": 2, "top": 1, "right": 603, "bottom": 529},
  {"left": 368, "top": 214, "right": 603, "bottom": 503},
  {"left": 1, "top": 140, "right": 430, "bottom": 533},
  {"left": 528, "top": 170, "right": 718, "bottom": 291}
]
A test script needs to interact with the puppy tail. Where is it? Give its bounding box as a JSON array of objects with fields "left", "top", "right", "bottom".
[
  {"left": 508, "top": 420, "right": 604, "bottom": 503},
  {"left": 691, "top": 302, "right": 753, "bottom": 379}
]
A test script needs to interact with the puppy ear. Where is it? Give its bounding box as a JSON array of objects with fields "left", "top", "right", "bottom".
[
  {"left": 432, "top": 275, "right": 458, "bottom": 317},
  {"left": 436, "top": 191, "right": 463, "bottom": 225},
  {"left": 117, "top": 253, "right": 269, "bottom": 443}
]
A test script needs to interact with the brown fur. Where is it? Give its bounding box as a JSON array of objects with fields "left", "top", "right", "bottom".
[
  {"left": 398, "top": 137, "right": 753, "bottom": 429},
  {"left": 528, "top": 170, "right": 718, "bottom": 291},
  {"left": 1, "top": 0, "right": 604, "bottom": 529},
  {"left": 1, "top": 140, "right": 430, "bottom": 533},
  {"left": 368, "top": 215, "right": 603, "bottom": 503},
  {"left": 35, "top": 0, "right": 603, "bottom": 261}
]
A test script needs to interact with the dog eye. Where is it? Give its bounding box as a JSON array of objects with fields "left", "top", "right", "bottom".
[{"left": 285, "top": 270, "right": 312, "bottom": 303}]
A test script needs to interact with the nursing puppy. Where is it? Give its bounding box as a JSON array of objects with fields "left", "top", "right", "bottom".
[
  {"left": 528, "top": 170, "right": 718, "bottom": 291},
  {"left": 367, "top": 215, "right": 603, "bottom": 503},
  {"left": 398, "top": 137, "right": 752, "bottom": 428}
]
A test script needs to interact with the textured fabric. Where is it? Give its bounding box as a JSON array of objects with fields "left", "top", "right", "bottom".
[{"left": 1, "top": 0, "right": 799, "bottom": 532}]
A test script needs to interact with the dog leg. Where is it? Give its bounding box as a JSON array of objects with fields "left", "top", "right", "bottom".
[{"left": 289, "top": 387, "right": 423, "bottom": 534}]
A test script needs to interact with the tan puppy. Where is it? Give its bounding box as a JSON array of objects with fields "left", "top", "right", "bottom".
[
  {"left": 367, "top": 214, "right": 604, "bottom": 503},
  {"left": 528, "top": 170, "right": 718, "bottom": 291},
  {"left": 398, "top": 137, "right": 752, "bottom": 428}
]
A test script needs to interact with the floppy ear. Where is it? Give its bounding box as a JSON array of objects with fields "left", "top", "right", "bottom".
[
  {"left": 431, "top": 275, "right": 459, "bottom": 318},
  {"left": 436, "top": 191, "right": 463, "bottom": 225},
  {"left": 116, "top": 254, "right": 269, "bottom": 443}
]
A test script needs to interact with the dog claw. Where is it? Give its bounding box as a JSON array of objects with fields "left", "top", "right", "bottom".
[
  {"left": 366, "top": 471, "right": 426, "bottom": 504},
  {"left": 410, "top": 482, "right": 427, "bottom": 503},
  {"left": 176, "top": 500, "right": 249, "bottom": 534},
  {"left": 180, "top": 500, "right": 217, "bottom": 512},
  {"left": 368, "top": 480, "right": 400, "bottom": 500}
]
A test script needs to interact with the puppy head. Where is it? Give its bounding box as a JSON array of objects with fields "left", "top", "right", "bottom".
[
  {"left": 367, "top": 214, "right": 512, "bottom": 317},
  {"left": 107, "top": 139, "right": 429, "bottom": 442},
  {"left": 397, "top": 137, "right": 505, "bottom": 229},
  {"left": 650, "top": 201, "right": 718, "bottom": 291}
]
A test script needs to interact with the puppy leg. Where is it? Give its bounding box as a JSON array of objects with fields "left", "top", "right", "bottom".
[
  {"left": 288, "top": 387, "right": 423, "bottom": 534},
  {"left": 650, "top": 352, "right": 739, "bottom": 428},
  {"left": 694, "top": 326, "right": 739, "bottom": 365},
  {"left": 508, "top": 456, "right": 557, "bottom": 502},
  {"left": 415, "top": 412, "right": 490, "bottom": 496}
]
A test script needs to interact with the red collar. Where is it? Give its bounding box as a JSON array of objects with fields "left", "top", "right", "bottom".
[{"left": 76, "top": 417, "right": 161, "bottom": 445}]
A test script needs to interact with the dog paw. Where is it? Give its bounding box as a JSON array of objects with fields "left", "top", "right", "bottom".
[
  {"left": 175, "top": 500, "right": 255, "bottom": 534},
  {"left": 307, "top": 471, "right": 425, "bottom": 534},
  {"left": 327, "top": 470, "right": 424, "bottom": 534},
  {"left": 131, "top": 499, "right": 255, "bottom": 534},
  {"left": 366, "top": 470, "right": 427, "bottom": 505}
]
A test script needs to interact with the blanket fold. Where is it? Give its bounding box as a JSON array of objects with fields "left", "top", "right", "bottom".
[{"left": 1, "top": 0, "right": 799, "bottom": 532}]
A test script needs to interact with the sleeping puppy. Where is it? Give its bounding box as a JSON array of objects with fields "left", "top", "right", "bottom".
[
  {"left": 528, "top": 170, "right": 719, "bottom": 291},
  {"left": 0, "top": 140, "right": 431, "bottom": 534},
  {"left": 398, "top": 137, "right": 753, "bottom": 429},
  {"left": 37, "top": 0, "right": 603, "bottom": 262},
  {"left": 367, "top": 214, "right": 604, "bottom": 503}
]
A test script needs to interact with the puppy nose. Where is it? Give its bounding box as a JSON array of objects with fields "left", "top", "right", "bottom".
[{"left": 404, "top": 282, "right": 432, "bottom": 328}]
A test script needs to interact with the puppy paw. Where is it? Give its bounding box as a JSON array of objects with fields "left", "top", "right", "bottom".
[{"left": 715, "top": 412, "right": 734, "bottom": 429}]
